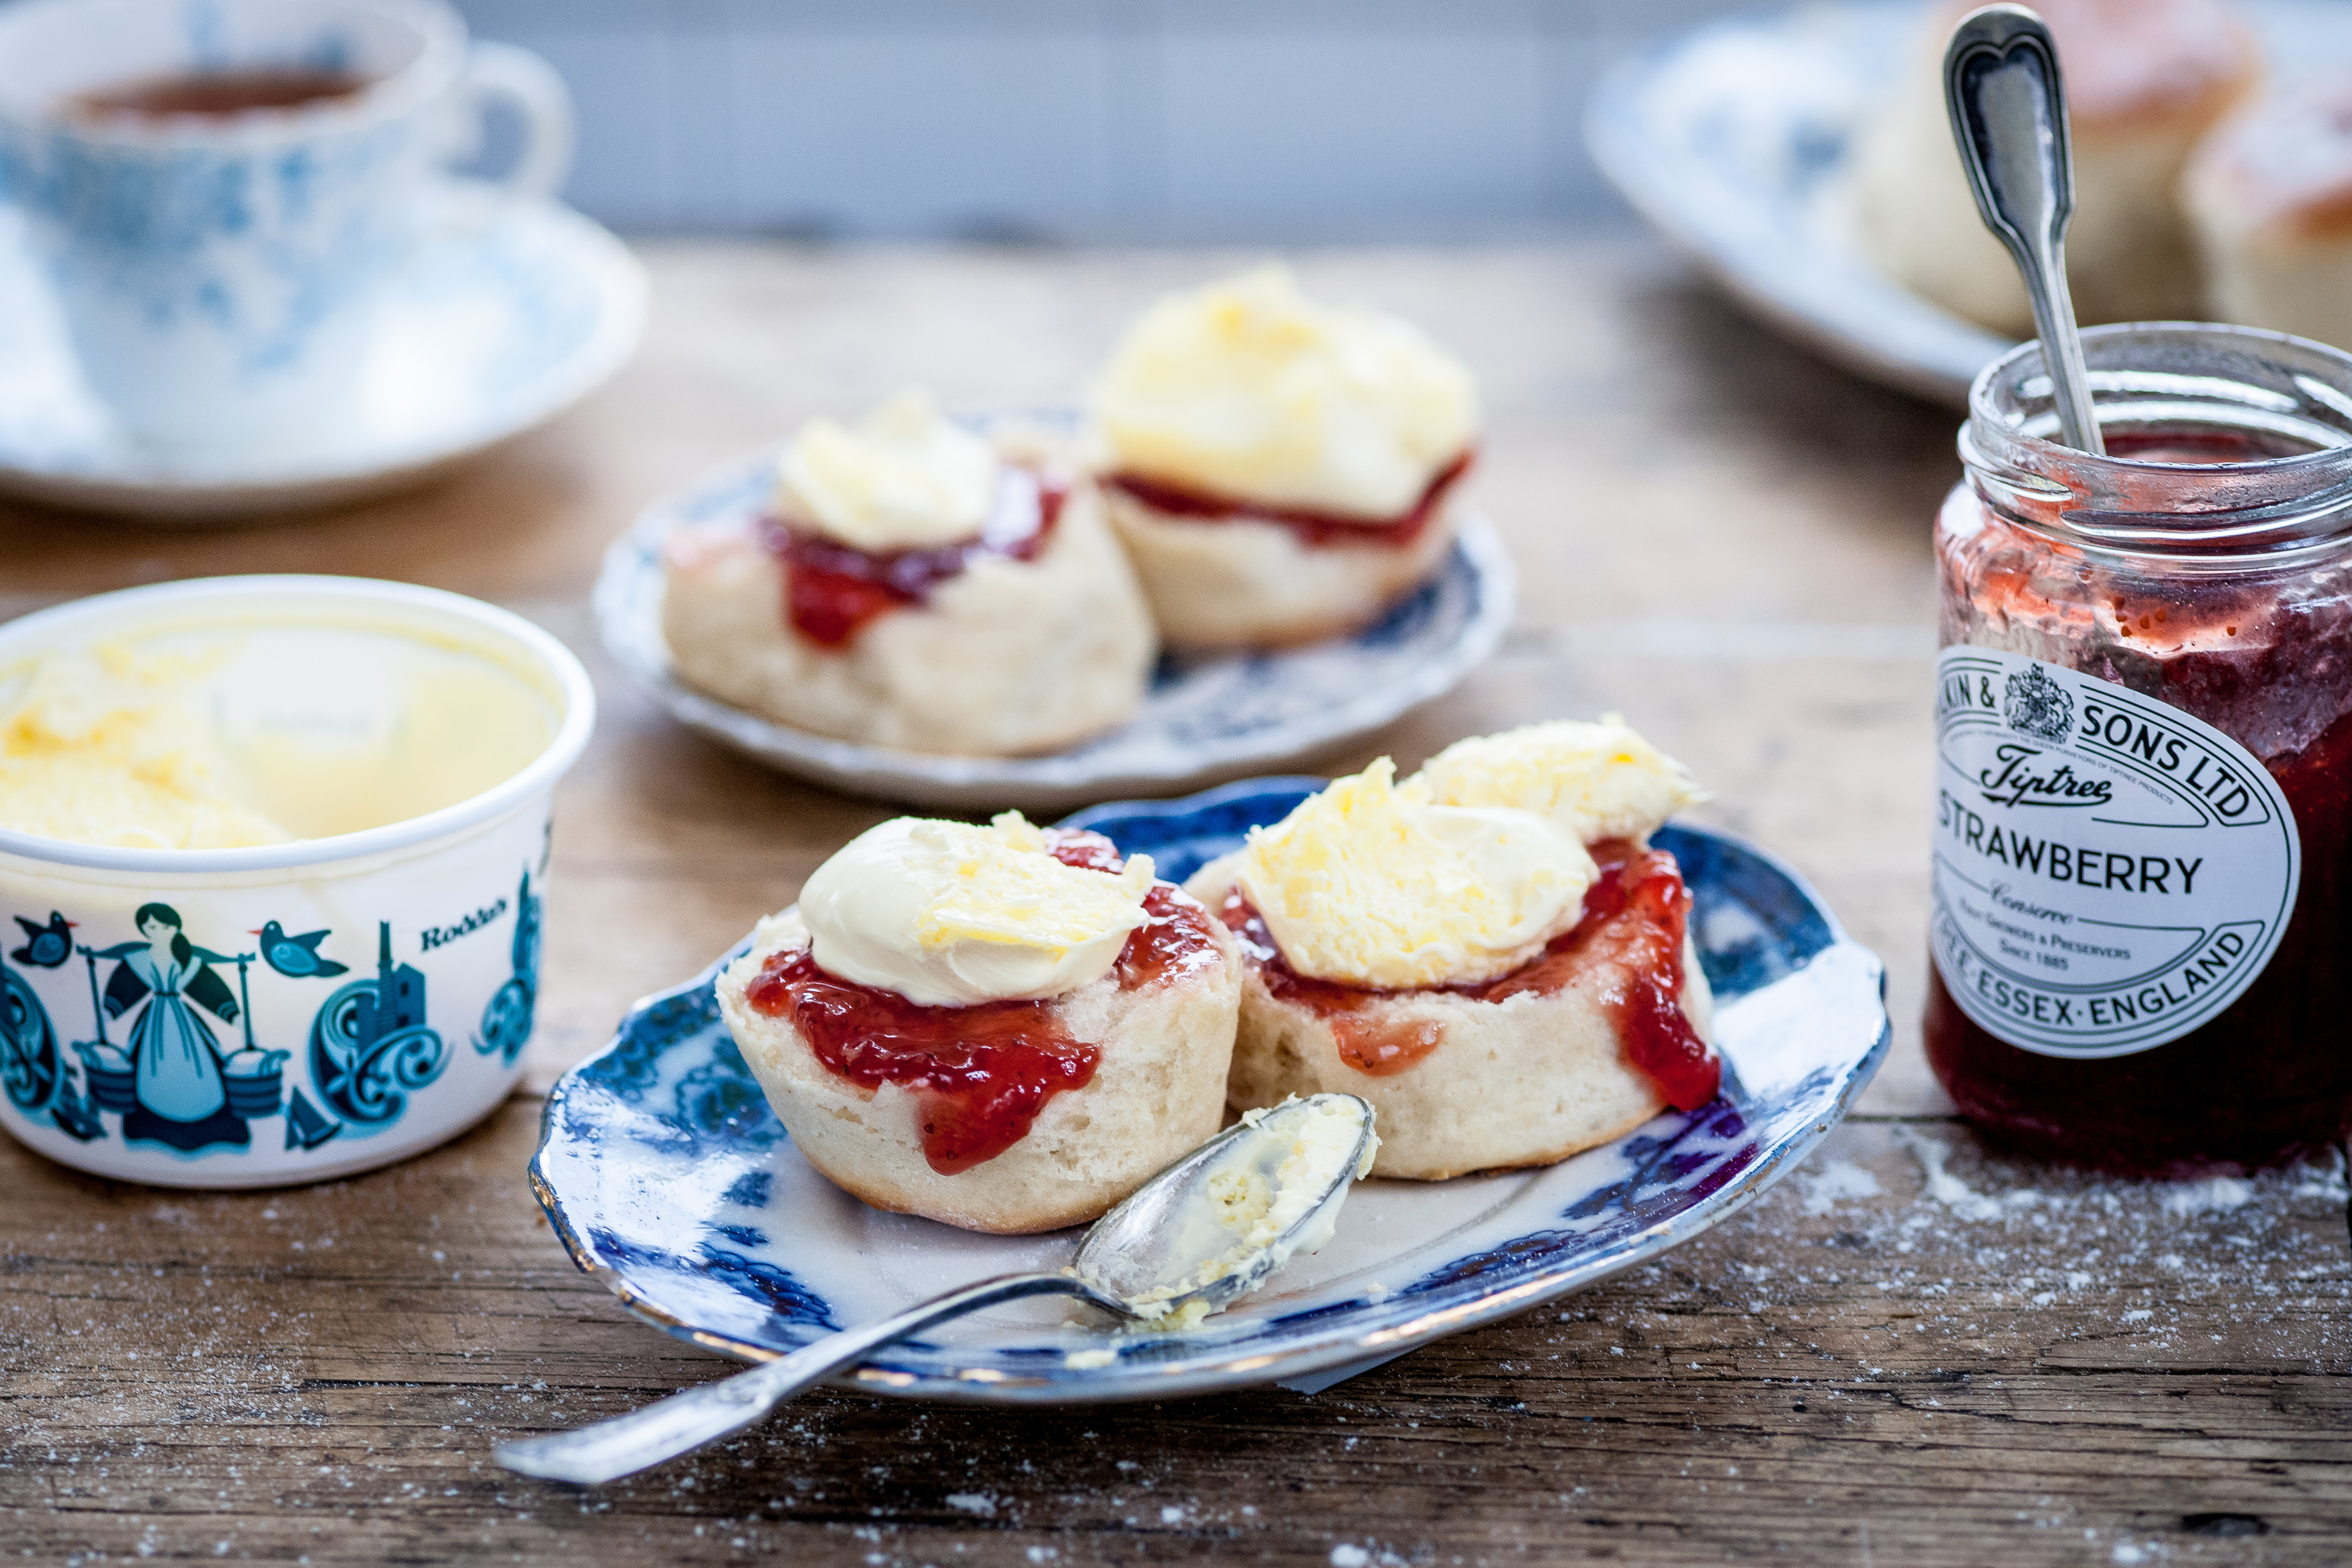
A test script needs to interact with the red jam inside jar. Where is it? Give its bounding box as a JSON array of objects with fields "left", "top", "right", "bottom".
[
  {"left": 742, "top": 826, "right": 1220, "bottom": 1173},
  {"left": 1928, "top": 326, "right": 2352, "bottom": 1174},
  {"left": 765, "top": 463, "right": 1067, "bottom": 647},
  {"left": 1103, "top": 450, "right": 1473, "bottom": 551},
  {"left": 1218, "top": 840, "right": 1718, "bottom": 1110}
]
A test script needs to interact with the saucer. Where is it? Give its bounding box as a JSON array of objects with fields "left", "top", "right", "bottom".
[
  {"left": 526, "top": 780, "right": 1890, "bottom": 1403},
  {"left": 595, "top": 439, "right": 1516, "bottom": 811},
  {"left": 1587, "top": 0, "right": 2352, "bottom": 404},
  {"left": 0, "top": 189, "right": 645, "bottom": 521}
]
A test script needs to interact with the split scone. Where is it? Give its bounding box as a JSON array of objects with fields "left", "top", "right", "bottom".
[
  {"left": 663, "top": 390, "right": 1155, "bottom": 756},
  {"left": 1087, "top": 266, "right": 1479, "bottom": 649},
  {"left": 716, "top": 812, "right": 1242, "bottom": 1233},
  {"left": 1849, "top": 0, "right": 2259, "bottom": 333},
  {"left": 1186, "top": 720, "right": 1718, "bottom": 1181},
  {"left": 2186, "top": 78, "right": 2352, "bottom": 352}
]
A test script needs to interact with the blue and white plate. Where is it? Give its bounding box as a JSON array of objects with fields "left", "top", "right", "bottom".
[
  {"left": 530, "top": 778, "right": 1890, "bottom": 1404},
  {"left": 594, "top": 447, "right": 1515, "bottom": 811},
  {"left": 0, "top": 190, "right": 645, "bottom": 521},
  {"left": 1586, "top": 0, "right": 2352, "bottom": 405}
]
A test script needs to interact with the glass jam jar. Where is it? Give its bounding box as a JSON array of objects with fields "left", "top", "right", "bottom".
[{"left": 1929, "top": 323, "right": 2352, "bottom": 1176}]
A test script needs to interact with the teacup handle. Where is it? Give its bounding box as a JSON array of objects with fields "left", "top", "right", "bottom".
[{"left": 456, "top": 40, "right": 575, "bottom": 202}]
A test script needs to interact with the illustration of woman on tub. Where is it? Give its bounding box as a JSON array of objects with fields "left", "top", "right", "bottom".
[{"left": 94, "top": 904, "right": 248, "bottom": 1152}]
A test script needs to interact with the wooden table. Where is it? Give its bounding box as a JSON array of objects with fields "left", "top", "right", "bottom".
[{"left": 4, "top": 242, "right": 2347, "bottom": 1566}]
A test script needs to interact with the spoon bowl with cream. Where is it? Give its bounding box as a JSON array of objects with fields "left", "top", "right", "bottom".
[{"left": 495, "top": 1093, "right": 1376, "bottom": 1486}]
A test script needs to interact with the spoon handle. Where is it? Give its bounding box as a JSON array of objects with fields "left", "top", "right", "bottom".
[
  {"left": 1943, "top": 3, "right": 2105, "bottom": 455},
  {"left": 494, "top": 1271, "right": 1089, "bottom": 1485}
]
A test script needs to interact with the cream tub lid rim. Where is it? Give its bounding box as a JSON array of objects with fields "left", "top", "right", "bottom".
[{"left": 0, "top": 574, "right": 596, "bottom": 875}]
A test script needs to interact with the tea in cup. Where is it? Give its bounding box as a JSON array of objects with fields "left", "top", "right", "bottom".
[{"left": 0, "top": 0, "right": 572, "bottom": 456}]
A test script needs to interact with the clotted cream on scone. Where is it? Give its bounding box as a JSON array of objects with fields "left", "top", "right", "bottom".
[
  {"left": 663, "top": 390, "right": 1155, "bottom": 756},
  {"left": 1088, "top": 267, "right": 1480, "bottom": 649},
  {"left": 1189, "top": 719, "right": 1718, "bottom": 1180},
  {"left": 717, "top": 811, "right": 1240, "bottom": 1234}
]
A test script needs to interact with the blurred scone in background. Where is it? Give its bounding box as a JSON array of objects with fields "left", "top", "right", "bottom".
[
  {"left": 2187, "top": 77, "right": 2352, "bottom": 353},
  {"left": 1851, "top": 0, "right": 2260, "bottom": 334}
]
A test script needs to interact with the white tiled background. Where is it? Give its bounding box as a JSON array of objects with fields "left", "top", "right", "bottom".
[{"left": 451, "top": 0, "right": 1771, "bottom": 237}]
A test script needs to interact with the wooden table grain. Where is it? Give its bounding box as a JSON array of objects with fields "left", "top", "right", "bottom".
[{"left": 4, "top": 241, "right": 2347, "bottom": 1567}]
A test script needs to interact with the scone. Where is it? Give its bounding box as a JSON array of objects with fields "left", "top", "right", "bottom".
[
  {"left": 1087, "top": 266, "right": 1478, "bottom": 649},
  {"left": 1849, "top": 0, "right": 2259, "bottom": 333},
  {"left": 663, "top": 390, "right": 1156, "bottom": 756},
  {"left": 1187, "top": 720, "right": 1719, "bottom": 1181},
  {"left": 716, "top": 812, "right": 1242, "bottom": 1233},
  {"left": 2187, "top": 78, "right": 2352, "bottom": 351}
]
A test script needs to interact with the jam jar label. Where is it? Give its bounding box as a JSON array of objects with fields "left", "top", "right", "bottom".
[{"left": 1931, "top": 647, "right": 2301, "bottom": 1058}]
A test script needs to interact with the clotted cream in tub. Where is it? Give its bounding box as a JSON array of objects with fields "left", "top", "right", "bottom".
[{"left": 0, "top": 576, "right": 594, "bottom": 1186}]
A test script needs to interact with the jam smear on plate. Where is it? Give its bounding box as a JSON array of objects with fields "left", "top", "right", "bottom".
[
  {"left": 1219, "top": 839, "right": 1720, "bottom": 1110},
  {"left": 743, "top": 826, "right": 1221, "bottom": 1174},
  {"left": 766, "top": 464, "right": 1067, "bottom": 647},
  {"left": 1103, "top": 450, "right": 1473, "bottom": 551}
]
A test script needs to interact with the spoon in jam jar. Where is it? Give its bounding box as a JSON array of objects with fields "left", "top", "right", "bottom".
[
  {"left": 495, "top": 1094, "right": 1378, "bottom": 1485},
  {"left": 1944, "top": 3, "right": 2106, "bottom": 455}
]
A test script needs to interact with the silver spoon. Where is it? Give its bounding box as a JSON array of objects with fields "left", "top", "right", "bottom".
[
  {"left": 495, "top": 1093, "right": 1377, "bottom": 1485},
  {"left": 1944, "top": 3, "right": 2105, "bottom": 455}
]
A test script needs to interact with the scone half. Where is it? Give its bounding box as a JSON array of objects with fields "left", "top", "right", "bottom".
[
  {"left": 716, "top": 898, "right": 1243, "bottom": 1234},
  {"left": 1190, "top": 849, "right": 1716, "bottom": 1182},
  {"left": 664, "top": 475, "right": 1154, "bottom": 757},
  {"left": 1100, "top": 482, "right": 1464, "bottom": 650}
]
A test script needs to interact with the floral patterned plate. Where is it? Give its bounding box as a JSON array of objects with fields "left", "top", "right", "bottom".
[
  {"left": 592, "top": 440, "right": 1515, "bottom": 812},
  {"left": 1585, "top": 0, "right": 2352, "bottom": 405},
  {"left": 529, "top": 778, "right": 1890, "bottom": 1403}
]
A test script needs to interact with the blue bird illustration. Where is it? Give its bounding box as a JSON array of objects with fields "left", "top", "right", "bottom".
[
  {"left": 10, "top": 911, "right": 74, "bottom": 968},
  {"left": 251, "top": 922, "right": 349, "bottom": 980}
]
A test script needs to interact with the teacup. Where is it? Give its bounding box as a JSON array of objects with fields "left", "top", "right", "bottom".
[
  {"left": 0, "top": 0, "right": 571, "bottom": 455},
  {"left": 0, "top": 577, "right": 595, "bottom": 1188}
]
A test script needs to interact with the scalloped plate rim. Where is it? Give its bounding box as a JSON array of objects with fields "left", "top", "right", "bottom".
[
  {"left": 591, "top": 441, "right": 1516, "bottom": 809},
  {"left": 529, "top": 799, "right": 1891, "bottom": 1405}
]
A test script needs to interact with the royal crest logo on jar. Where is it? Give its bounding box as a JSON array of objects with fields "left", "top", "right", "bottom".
[
  {"left": 1929, "top": 323, "right": 2352, "bottom": 1176},
  {"left": 1932, "top": 645, "right": 2299, "bottom": 1060}
]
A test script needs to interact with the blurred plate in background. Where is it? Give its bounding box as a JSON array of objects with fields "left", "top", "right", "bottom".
[
  {"left": 1587, "top": 0, "right": 2352, "bottom": 405},
  {"left": 595, "top": 442, "right": 1514, "bottom": 812}
]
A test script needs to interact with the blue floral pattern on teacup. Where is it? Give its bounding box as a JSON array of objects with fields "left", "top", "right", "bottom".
[
  {"left": 17, "top": 118, "right": 416, "bottom": 344},
  {"left": 0, "top": 0, "right": 569, "bottom": 454}
]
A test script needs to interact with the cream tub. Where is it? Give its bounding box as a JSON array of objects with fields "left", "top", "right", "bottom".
[{"left": 0, "top": 576, "right": 594, "bottom": 1186}]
